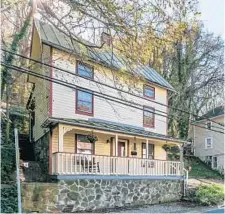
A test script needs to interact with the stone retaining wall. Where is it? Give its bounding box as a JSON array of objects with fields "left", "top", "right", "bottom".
[{"left": 22, "top": 178, "right": 183, "bottom": 213}]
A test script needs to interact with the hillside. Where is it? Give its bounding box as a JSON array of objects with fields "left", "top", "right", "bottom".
[{"left": 184, "top": 156, "right": 223, "bottom": 180}]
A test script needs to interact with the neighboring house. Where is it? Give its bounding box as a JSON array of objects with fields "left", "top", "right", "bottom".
[
  {"left": 27, "top": 19, "right": 186, "bottom": 178},
  {"left": 191, "top": 106, "right": 224, "bottom": 174}
]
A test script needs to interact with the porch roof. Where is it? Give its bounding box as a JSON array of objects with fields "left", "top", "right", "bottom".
[{"left": 42, "top": 117, "right": 186, "bottom": 144}]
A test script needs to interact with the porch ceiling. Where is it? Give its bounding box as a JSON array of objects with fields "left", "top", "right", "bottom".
[{"left": 42, "top": 117, "right": 186, "bottom": 144}]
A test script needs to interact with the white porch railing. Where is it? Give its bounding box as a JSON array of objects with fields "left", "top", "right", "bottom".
[{"left": 52, "top": 152, "right": 182, "bottom": 176}]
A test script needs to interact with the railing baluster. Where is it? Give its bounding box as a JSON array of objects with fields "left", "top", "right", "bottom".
[{"left": 53, "top": 153, "right": 182, "bottom": 177}]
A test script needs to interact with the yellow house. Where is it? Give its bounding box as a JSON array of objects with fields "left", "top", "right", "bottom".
[{"left": 27, "top": 19, "right": 186, "bottom": 178}]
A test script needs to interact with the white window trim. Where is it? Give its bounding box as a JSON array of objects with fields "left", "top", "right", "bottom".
[{"left": 205, "top": 137, "right": 213, "bottom": 149}]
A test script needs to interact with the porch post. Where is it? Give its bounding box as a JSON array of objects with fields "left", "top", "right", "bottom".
[
  {"left": 180, "top": 145, "right": 184, "bottom": 174},
  {"left": 115, "top": 134, "right": 118, "bottom": 156},
  {"left": 58, "top": 124, "right": 64, "bottom": 152},
  {"left": 146, "top": 139, "right": 149, "bottom": 159}
]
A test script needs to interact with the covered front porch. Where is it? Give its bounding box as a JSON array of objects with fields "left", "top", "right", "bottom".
[{"left": 46, "top": 118, "right": 184, "bottom": 177}]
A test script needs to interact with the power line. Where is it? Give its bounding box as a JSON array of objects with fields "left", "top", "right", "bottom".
[
  {"left": 2, "top": 48, "right": 224, "bottom": 128},
  {"left": 2, "top": 62, "right": 224, "bottom": 135}
]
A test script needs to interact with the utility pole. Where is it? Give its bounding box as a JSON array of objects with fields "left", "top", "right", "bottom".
[{"left": 14, "top": 128, "right": 22, "bottom": 213}]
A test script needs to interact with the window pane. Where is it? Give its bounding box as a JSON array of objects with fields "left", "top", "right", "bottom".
[
  {"left": 148, "top": 144, "right": 154, "bottom": 155},
  {"left": 144, "top": 86, "right": 155, "bottom": 98},
  {"left": 78, "top": 91, "right": 92, "bottom": 102},
  {"left": 144, "top": 107, "right": 154, "bottom": 126},
  {"left": 77, "top": 134, "right": 93, "bottom": 154},
  {"left": 77, "top": 90, "right": 93, "bottom": 113},
  {"left": 77, "top": 63, "right": 93, "bottom": 78}
]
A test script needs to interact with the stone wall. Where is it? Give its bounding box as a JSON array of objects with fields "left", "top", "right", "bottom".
[{"left": 22, "top": 178, "right": 183, "bottom": 213}]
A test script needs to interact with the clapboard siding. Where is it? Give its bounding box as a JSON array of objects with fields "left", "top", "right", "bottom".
[
  {"left": 51, "top": 125, "right": 174, "bottom": 160},
  {"left": 51, "top": 48, "right": 168, "bottom": 135}
]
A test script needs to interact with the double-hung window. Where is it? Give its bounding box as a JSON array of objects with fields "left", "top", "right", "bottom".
[
  {"left": 143, "top": 106, "right": 155, "bottom": 128},
  {"left": 77, "top": 61, "right": 94, "bottom": 79},
  {"left": 143, "top": 85, "right": 155, "bottom": 99},
  {"left": 76, "top": 134, "right": 94, "bottom": 154},
  {"left": 142, "top": 143, "right": 154, "bottom": 159},
  {"left": 205, "top": 137, "right": 213, "bottom": 149},
  {"left": 76, "top": 90, "right": 93, "bottom": 116}
]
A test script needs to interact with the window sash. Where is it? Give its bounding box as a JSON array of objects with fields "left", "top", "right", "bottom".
[
  {"left": 77, "top": 62, "right": 93, "bottom": 78},
  {"left": 142, "top": 143, "right": 154, "bottom": 159},
  {"left": 76, "top": 134, "right": 93, "bottom": 154},
  {"left": 144, "top": 86, "right": 155, "bottom": 98},
  {"left": 205, "top": 137, "right": 213, "bottom": 149},
  {"left": 143, "top": 107, "right": 155, "bottom": 127},
  {"left": 76, "top": 90, "right": 93, "bottom": 113}
]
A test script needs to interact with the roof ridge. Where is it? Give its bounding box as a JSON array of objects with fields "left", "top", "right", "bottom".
[{"left": 33, "top": 19, "right": 175, "bottom": 91}]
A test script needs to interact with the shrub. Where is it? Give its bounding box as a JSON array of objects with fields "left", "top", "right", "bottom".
[
  {"left": 195, "top": 184, "right": 224, "bottom": 205},
  {"left": 1, "top": 186, "right": 18, "bottom": 213}
]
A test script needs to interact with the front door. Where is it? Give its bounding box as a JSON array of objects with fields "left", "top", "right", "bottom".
[{"left": 118, "top": 142, "right": 126, "bottom": 157}]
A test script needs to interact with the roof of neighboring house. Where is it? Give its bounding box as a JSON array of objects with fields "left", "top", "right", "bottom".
[
  {"left": 33, "top": 19, "right": 174, "bottom": 91},
  {"left": 197, "top": 106, "right": 224, "bottom": 121},
  {"left": 42, "top": 117, "right": 186, "bottom": 143}
]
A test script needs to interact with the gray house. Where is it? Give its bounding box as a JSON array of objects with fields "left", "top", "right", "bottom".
[{"left": 191, "top": 106, "right": 224, "bottom": 174}]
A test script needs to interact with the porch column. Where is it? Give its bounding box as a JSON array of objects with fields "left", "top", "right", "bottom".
[
  {"left": 146, "top": 139, "right": 149, "bottom": 159},
  {"left": 115, "top": 134, "right": 118, "bottom": 156},
  {"left": 180, "top": 145, "right": 184, "bottom": 174},
  {"left": 58, "top": 124, "right": 64, "bottom": 152}
]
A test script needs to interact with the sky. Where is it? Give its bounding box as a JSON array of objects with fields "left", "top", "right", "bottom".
[{"left": 198, "top": 0, "right": 224, "bottom": 38}]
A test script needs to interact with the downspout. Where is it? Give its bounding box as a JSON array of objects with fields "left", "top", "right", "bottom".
[{"left": 193, "top": 125, "right": 195, "bottom": 155}]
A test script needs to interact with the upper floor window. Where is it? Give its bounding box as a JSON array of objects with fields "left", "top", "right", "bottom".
[
  {"left": 143, "top": 85, "right": 155, "bottom": 99},
  {"left": 205, "top": 137, "right": 213, "bottom": 149},
  {"left": 77, "top": 61, "right": 94, "bottom": 79},
  {"left": 206, "top": 121, "right": 212, "bottom": 129},
  {"left": 76, "top": 90, "right": 93, "bottom": 116},
  {"left": 143, "top": 106, "right": 155, "bottom": 128}
]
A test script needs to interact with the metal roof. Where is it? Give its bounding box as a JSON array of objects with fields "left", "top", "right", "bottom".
[
  {"left": 42, "top": 117, "right": 185, "bottom": 143},
  {"left": 34, "top": 19, "right": 175, "bottom": 91},
  {"left": 197, "top": 105, "right": 224, "bottom": 121}
]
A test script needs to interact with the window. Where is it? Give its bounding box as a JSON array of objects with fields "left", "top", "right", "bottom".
[
  {"left": 143, "top": 107, "right": 155, "bottom": 127},
  {"left": 143, "top": 85, "right": 155, "bottom": 99},
  {"left": 142, "top": 143, "right": 154, "bottom": 159},
  {"left": 76, "top": 90, "right": 93, "bottom": 116},
  {"left": 76, "top": 134, "right": 94, "bottom": 154},
  {"left": 205, "top": 156, "right": 212, "bottom": 167},
  {"left": 205, "top": 137, "right": 213, "bottom": 149},
  {"left": 213, "top": 157, "right": 218, "bottom": 168},
  {"left": 206, "top": 121, "right": 212, "bottom": 129},
  {"left": 77, "top": 61, "right": 93, "bottom": 79}
]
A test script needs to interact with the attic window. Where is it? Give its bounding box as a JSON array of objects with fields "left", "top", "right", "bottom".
[
  {"left": 206, "top": 121, "right": 212, "bottom": 130},
  {"left": 76, "top": 61, "right": 94, "bottom": 79},
  {"left": 143, "top": 85, "right": 155, "bottom": 99}
]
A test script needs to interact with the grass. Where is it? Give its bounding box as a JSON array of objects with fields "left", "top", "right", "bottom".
[{"left": 184, "top": 156, "right": 224, "bottom": 180}]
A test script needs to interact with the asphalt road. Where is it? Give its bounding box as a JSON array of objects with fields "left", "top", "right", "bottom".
[
  {"left": 206, "top": 208, "right": 225, "bottom": 213},
  {"left": 108, "top": 202, "right": 216, "bottom": 213}
]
